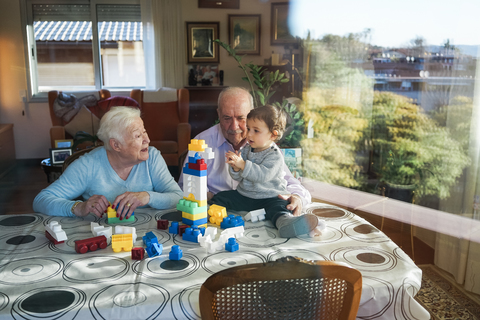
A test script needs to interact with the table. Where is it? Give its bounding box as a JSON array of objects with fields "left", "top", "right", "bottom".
[
  {"left": 40, "top": 158, "right": 63, "bottom": 183},
  {"left": 0, "top": 203, "right": 429, "bottom": 319}
]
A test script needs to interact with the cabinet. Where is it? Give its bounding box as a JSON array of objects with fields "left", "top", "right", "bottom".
[
  {"left": 186, "top": 86, "right": 227, "bottom": 138},
  {"left": 0, "top": 124, "right": 16, "bottom": 179}
]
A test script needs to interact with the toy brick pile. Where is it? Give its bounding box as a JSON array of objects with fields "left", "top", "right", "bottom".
[{"left": 44, "top": 139, "right": 271, "bottom": 260}]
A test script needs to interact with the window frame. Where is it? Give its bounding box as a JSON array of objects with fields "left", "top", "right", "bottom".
[{"left": 21, "top": 0, "right": 142, "bottom": 102}]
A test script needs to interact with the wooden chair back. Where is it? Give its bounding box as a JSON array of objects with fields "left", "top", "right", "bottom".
[{"left": 199, "top": 258, "right": 362, "bottom": 320}]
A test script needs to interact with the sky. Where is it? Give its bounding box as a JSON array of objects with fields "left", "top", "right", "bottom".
[{"left": 289, "top": 0, "right": 480, "bottom": 48}]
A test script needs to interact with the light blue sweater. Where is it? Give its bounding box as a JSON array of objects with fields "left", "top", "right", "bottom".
[{"left": 33, "top": 146, "right": 182, "bottom": 217}]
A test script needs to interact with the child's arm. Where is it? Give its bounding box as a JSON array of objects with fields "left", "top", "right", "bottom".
[{"left": 225, "top": 151, "right": 245, "bottom": 172}]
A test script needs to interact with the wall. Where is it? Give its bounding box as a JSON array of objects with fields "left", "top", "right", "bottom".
[
  {"left": 0, "top": 0, "right": 288, "bottom": 160},
  {"left": 0, "top": 1, "right": 52, "bottom": 159},
  {"left": 181, "top": 0, "right": 289, "bottom": 88}
]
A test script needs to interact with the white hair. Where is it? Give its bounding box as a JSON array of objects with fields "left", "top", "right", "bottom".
[
  {"left": 97, "top": 106, "right": 141, "bottom": 150},
  {"left": 217, "top": 87, "right": 254, "bottom": 112}
]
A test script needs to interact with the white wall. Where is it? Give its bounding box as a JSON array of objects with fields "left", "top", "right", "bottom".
[{"left": 0, "top": 0, "right": 288, "bottom": 159}]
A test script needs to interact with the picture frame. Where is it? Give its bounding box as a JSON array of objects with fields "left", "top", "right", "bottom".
[
  {"left": 228, "top": 14, "right": 261, "bottom": 55},
  {"left": 54, "top": 139, "right": 74, "bottom": 148},
  {"left": 186, "top": 22, "right": 220, "bottom": 64},
  {"left": 188, "top": 64, "right": 219, "bottom": 86},
  {"left": 49, "top": 148, "right": 73, "bottom": 165},
  {"left": 271, "top": 2, "right": 297, "bottom": 45},
  {"left": 198, "top": 0, "right": 239, "bottom": 9}
]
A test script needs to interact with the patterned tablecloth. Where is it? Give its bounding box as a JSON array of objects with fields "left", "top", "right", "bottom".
[{"left": 0, "top": 203, "right": 429, "bottom": 319}]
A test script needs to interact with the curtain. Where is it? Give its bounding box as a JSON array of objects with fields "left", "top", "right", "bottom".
[
  {"left": 435, "top": 45, "right": 480, "bottom": 295},
  {"left": 141, "top": 0, "right": 185, "bottom": 89}
]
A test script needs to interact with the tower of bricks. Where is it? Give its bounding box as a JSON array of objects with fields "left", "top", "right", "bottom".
[{"left": 177, "top": 139, "right": 214, "bottom": 227}]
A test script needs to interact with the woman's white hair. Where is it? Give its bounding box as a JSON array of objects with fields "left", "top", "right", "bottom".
[{"left": 97, "top": 106, "right": 141, "bottom": 150}]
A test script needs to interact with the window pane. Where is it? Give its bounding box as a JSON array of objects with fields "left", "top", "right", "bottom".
[
  {"left": 97, "top": 4, "right": 145, "bottom": 88},
  {"left": 33, "top": 4, "right": 95, "bottom": 91},
  {"left": 288, "top": 2, "right": 479, "bottom": 217}
]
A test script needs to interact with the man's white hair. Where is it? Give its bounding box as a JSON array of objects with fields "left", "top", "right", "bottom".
[
  {"left": 217, "top": 87, "right": 254, "bottom": 112},
  {"left": 97, "top": 106, "right": 141, "bottom": 150}
]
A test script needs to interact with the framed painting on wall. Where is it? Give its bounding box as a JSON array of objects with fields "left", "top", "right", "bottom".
[
  {"left": 228, "top": 14, "right": 261, "bottom": 55},
  {"left": 198, "top": 0, "right": 239, "bottom": 9},
  {"left": 186, "top": 22, "right": 220, "bottom": 64},
  {"left": 271, "top": 2, "right": 297, "bottom": 45}
]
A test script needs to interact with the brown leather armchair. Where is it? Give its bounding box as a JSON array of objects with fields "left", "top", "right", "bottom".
[
  {"left": 130, "top": 88, "right": 190, "bottom": 167},
  {"left": 48, "top": 90, "right": 111, "bottom": 148}
]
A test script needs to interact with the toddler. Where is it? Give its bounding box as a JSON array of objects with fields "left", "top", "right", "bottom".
[{"left": 210, "top": 105, "right": 318, "bottom": 238}]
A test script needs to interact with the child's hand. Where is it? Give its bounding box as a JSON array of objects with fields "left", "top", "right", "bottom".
[{"left": 225, "top": 151, "right": 245, "bottom": 171}]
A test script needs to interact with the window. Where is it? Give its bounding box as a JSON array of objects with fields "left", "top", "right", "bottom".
[{"left": 24, "top": 0, "right": 145, "bottom": 98}]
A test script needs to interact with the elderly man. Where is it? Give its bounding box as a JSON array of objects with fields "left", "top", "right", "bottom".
[{"left": 179, "top": 87, "right": 311, "bottom": 215}]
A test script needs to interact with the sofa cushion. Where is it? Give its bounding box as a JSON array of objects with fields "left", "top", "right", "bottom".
[{"left": 64, "top": 106, "right": 100, "bottom": 137}]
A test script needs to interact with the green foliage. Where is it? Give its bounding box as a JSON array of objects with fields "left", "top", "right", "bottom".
[
  {"left": 214, "top": 39, "right": 289, "bottom": 108},
  {"left": 370, "top": 92, "right": 470, "bottom": 198},
  {"left": 273, "top": 100, "right": 305, "bottom": 148}
]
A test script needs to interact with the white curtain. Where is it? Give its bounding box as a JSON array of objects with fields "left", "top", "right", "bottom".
[
  {"left": 435, "top": 45, "right": 480, "bottom": 295},
  {"left": 141, "top": 0, "right": 185, "bottom": 89}
]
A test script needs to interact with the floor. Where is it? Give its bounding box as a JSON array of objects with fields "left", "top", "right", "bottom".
[{"left": 1, "top": 159, "right": 434, "bottom": 264}]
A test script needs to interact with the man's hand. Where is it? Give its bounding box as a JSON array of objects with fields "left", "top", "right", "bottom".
[
  {"left": 75, "top": 194, "right": 109, "bottom": 218},
  {"left": 113, "top": 191, "right": 150, "bottom": 219},
  {"left": 278, "top": 194, "right": 303, "bottom": 216}
]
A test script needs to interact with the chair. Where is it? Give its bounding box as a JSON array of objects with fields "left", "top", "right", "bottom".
[
  {"left": 199, "top": 258, "right": 362, "bottom": 320},
  {"left": 48, "top": 90, "right": 111, "bottom": 148},
  {"left": 62, "top": 146, "right": 100, "bottom": 172},
  {"left": 130, "top": 88, "right": 190, "bottom": 167}
]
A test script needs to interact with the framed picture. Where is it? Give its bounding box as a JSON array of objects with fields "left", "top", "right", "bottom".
[
  {"left": 54, "top": 139, "right": 74, "bottom": 148},
  {"left": 271, "top": 2, "right": 297, "bottom": 45},
  {"left": 50, "top": 148, "right": 73, "bottom": 165},
  {"left": 188, "top": 64, "right": 219, "bottom": 85},
  {"left": 198, "top": 0, "right": 239, "bottom": 9},
  {"left": 186, "top": 22, "right": 220, "bottom": 64},
  {"left": 228, "top": 14, "right": 261, "bottom": 55}
]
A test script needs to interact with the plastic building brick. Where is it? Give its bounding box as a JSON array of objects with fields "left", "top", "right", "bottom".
[
  {"left": 75, "top": 235, "right": 108, "bottom": 254},
  {"left": 188, "top": 139, "right": 207, "bottom": 152},
  {"left": 225, "top": 237, "right": 239, "bottom": 252},
  {"left": 178, "top": 224, "right": 188, "bottom": 236},
  {"left": 182, "top": 226, "right": 205, "bottom": 243},
  {"left": 45, "top": 231, "right": 63, "bottom": 245},
  {"left": 221, "top": 226, "right": 245, "bottom": 239},
  {"left": 198, "top": 227, "right": 217, "bottom": 247},
  {"left": 143, "top": 231, "right": 158, "bottom": 247},
  {"left": 182, "top": 211, "right": 207, "bottom": 221},
  {"left": 131, "top": 247, "right": 145, "bottom": 260},
  {"left": 145, "top": 243, "right": 163, "bottom": 258},
  {"left": 208, "top": 205, "right": 227, "bottom": 225},
  {"left": 182, "top": 217, "right": 208, "bottom": 226},
  {"left": 245, "top": 208, "right": 266, "bottom": 223},
  {"left": 183, "top": 179, "right": 208, "bottom": 201},
  {"left": 112, "top": 234, "right": 133, "bottom": 252},
  {"left": 91, "top": 222, "right": 112, "bottom": 239},
  {"left": 182, "top": 165, "right": 207, "bottom": 177},
  {"left": 115, "top": 225, "right": 137, "bottom": 243},
  {"left": 157, "top": 219, "right": 169, "bottom": 230},
  {"left": 169, "top": 221, "right": 179, "bottom": 234},
  {"left": 183, "top": 192, "right": 207, "bottom": 207},
  {"left": 220, "top": 215, "right": 245, "bottom": 229},
  {"left": 176, "top": 199, "right": 207, "bottom": 215},
  {"left": 45, "top": 221, "right": 67, "bottom": 242},
  {"left": 106, "top": 203, "right": 135, "bottom": 224},
  {"left": 188, "top": 159, "right": 207, "bottom": 171},
  {"left": 169, "top": 245, "right": 183, "bottom": 260}
]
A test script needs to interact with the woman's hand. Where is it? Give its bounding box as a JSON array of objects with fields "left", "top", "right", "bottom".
[
  {"left": 225, "top": 151, "right": 245, "bottom": 171},
  {"left": 74, "top": 195, "right": 109, "bottom": 218},
  {"left": 113, "top": 191, "right": 150, "bottom": 219}
]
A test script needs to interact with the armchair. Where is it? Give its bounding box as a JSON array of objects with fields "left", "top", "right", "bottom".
[
  {"left": 48, "top": 90, "right": 111, "bottom": 148},
  {"left": 130, "top": 88, "right": 190, "bottom": 167}
]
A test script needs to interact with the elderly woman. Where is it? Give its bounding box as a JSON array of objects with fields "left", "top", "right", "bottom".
[{"left": 33, "top": 106, "right": 183, "bottom": 218}]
